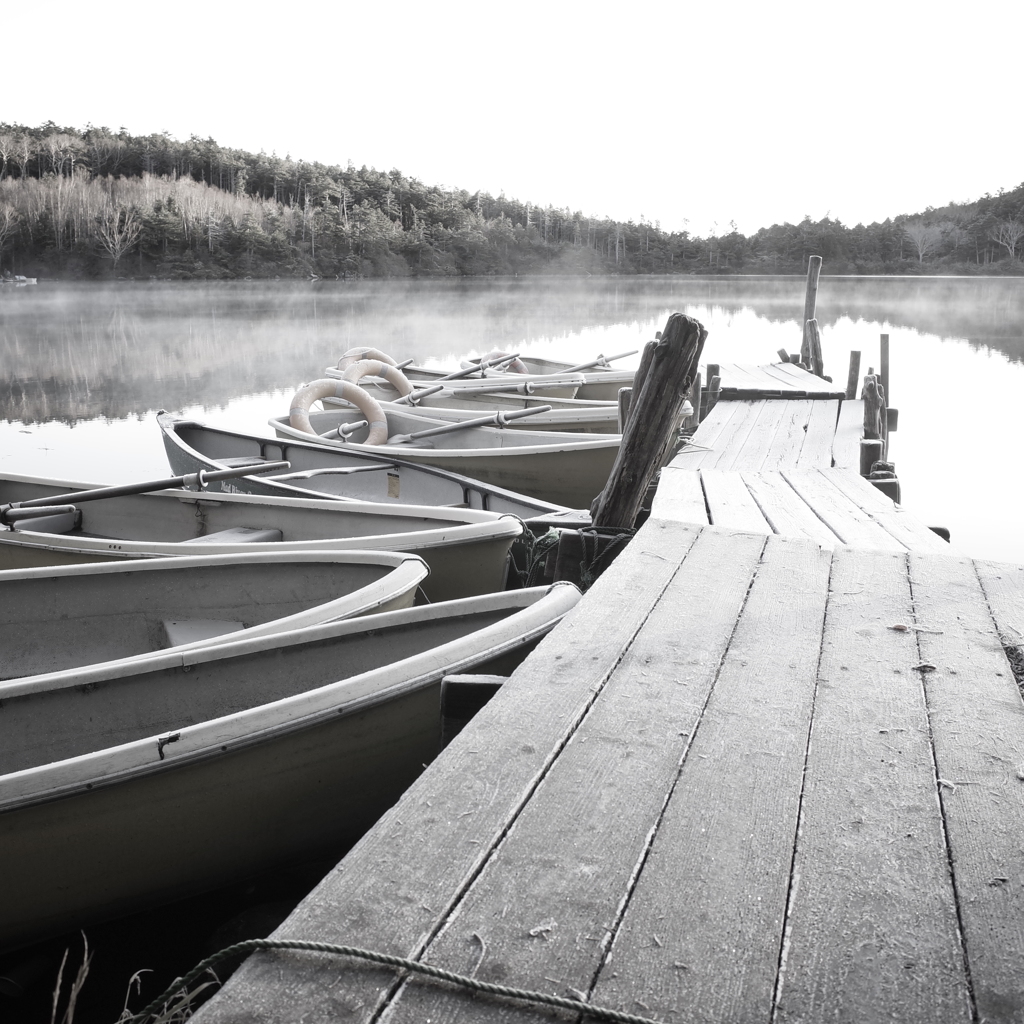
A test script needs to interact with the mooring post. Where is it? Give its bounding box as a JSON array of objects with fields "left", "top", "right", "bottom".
[
  {"left": 845, "top": 351, "right": 861, "bottom": 400},
  {"left": 591, "top": 313, "right": 707, "bottom": 530},
  {"left": 682, "top": 371, "right": 702, "bottom": 433},
  {"left": 800, "top": 255, "right": 822, "bottom": 364},
  {"left": 879, "top": 333, "right": 890, "bottom": 404},
  {"left": 805, "top": 318, "right": 824, "bottom": 378}
]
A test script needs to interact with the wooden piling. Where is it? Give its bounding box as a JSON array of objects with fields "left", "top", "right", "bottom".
[
  {"left": 845, "top": 351, "right": 861, "bottom": 400},
  {"left": 683, "top": 372, "right": 702, "bottom": 433},
  {"left": 805, "top": 318, "right": 824, "bottom": 378},
  {"left": 591, "top": 313, "right": 706, "bottom": 530},
  {"left": 800, "top": 255, "right": 822, "bottom": 363},
  {"left": 880, "top": 333, "right": 890, "bottom": 404}
]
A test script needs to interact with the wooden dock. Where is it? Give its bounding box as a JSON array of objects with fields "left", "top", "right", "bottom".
[
  {"left": 194, "top": 520, "right": 1024, "bottom": 1024},
  {"left": 191, "top": 367, "right": 1024, "bottom": 1024}
]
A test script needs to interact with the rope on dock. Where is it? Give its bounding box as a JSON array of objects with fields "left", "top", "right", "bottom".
[{"left": 128, "top": 937, "right": 670, "bottom": 1024}]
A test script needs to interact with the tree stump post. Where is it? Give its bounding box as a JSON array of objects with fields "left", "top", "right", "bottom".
[
  {"left": 800, "top": 254, "right": 822, "bottom": 363},
  {"left": 591, "top": 313, "right": 707, "bottom": 530}
]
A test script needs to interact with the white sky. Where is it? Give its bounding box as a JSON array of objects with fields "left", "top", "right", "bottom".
[{"left": 3, "top": 0, "right": 1021, "bottom": 236}]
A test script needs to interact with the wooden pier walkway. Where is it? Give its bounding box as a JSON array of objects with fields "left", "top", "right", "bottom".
[
  {"left": 195, "top": 519, "right": 1024, "bottom": 1024},
  {"left": 192, "top": 371, "right": 1024, "bottom": 1024}
]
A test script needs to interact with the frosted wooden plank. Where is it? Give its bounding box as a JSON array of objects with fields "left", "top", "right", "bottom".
[
  {"left": 377, "top": 529, "right": 769, "bottom": 1024},
  {"left": 591, "top": 537, "right": 832, "bottom": 1024},
  {"left": 783, "top": 470, "right": 906, "bottom": 551},
  {"left": 775, "top": 547, "right": 972, "bottom": 1023},
  {"left": 911, "top": 553, "right": 1024, "bottom": 1023},
  {"left": 649, "top": 466, "right": 710, "bottom": 524},
  {"left": 743, "top": 472, "right": 841, "bottom": 547}
]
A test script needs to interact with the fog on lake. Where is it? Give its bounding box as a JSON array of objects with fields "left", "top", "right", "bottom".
[{"left": 1, "top": 276, "right": 1022, "bottom": 564}]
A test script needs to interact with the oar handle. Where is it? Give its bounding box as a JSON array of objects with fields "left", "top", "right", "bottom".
[
  {"left": 320, "top": 420, "right": 368, "bottom": 440},
  {"left": 435, "top": 353, "right": 522, "bottom": 383},
  {"left": 393, "top": 384, "right": 445, "bottom": 406},
  {"left": 561, "top": 349, "right": 638, "bottom": 374},
  {"left": 0, "top": 461, "right": 291, "bottom": 512},
  {"left": 386, "top": 404, "right": 552, "bottom": 445},
  {"left": 0, "top": 504, "right": 78, "bottom": 526}
]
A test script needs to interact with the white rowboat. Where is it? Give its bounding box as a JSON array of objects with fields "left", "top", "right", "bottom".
[
  {"left": 0, "top": 584, "right": 581, "bottom": 954},
  {"left": 0, "top": 550, "right": 426, "bottom": 681},
  {"left": 0, "top": 473, "right": 523, "bottom": 602}
]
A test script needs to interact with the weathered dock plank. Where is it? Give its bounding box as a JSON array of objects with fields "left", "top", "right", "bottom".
[
  {"left": 698, "top": 468, "right": 772, "bottom": 533},
  {"left": 820, "top": 468, "right": 951, "bottom": 553},
  {"left": 374, "top": 528, "right": 769, "bottom": 1024},
  {"left": 910, "top": 554, "right": 1024, "bottom": 1022},
  {"left": 832, "top": 398, "right": 864, "bottom": 471},
  {"left": 589, "top": 536, "right": 831, "bottom": 1024},
  {"left": 742, "top": 472, "right": 842, "bottom": 548},
  {"left": 773, "top": 547, "right": 972, "bottom": 1023},
  {"left": 781, "top": 469, "right": 907, "bottom": 551}
]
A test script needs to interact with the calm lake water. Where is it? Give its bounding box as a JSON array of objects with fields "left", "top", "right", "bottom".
[{"left": 1, "top": 276, "right": 1022, "bottom": 564}]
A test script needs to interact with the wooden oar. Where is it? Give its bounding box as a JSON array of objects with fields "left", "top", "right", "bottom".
[
  {"left": 444, "top": 378, "right": 586, "bottom": 396},
  {"left": 433, "top": 353, "right": 522, "bottom": 383},
  {"left": 393, "top": 385, "right": 446, "bottom": 407},
  {"left": 0, "top": 461, "right": 291, "bottom": 524},
  {"left": 385, "top": 405, "right": 553, "bottom": 445},
  {"left": 560, "top": 349, "right": 638, "bottom": 374}
]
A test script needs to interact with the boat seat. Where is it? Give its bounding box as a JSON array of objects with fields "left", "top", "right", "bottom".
[
  {"left": 218, "top": 457, "right": 269, "bottom": 468},
  {"left": 163, "top": 619, "right": 246, "bottom": 647},
  {"left": 189, "top": 526, "right": 283, "bottom": 544},
  {"left": 10, "top": 510, "right": 82, "bottom": 535}
]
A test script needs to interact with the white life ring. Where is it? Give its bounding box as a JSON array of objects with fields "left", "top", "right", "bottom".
[
  {"left": 341, "top": 358, "right": 415, "bottom": 399},
  {"left": 289, "top": 379, "right": 389, "bottom": 445},
  {"left": 335, "top": 347, "right": 398, "bottom": 372},
  {"left": 480, "top": 349, "right": 529, "bottom": 374}
]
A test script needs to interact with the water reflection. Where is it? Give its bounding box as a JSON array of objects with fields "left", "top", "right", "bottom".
[{"left": 1, "top": 277, "right": 1022, "bottom": 564}]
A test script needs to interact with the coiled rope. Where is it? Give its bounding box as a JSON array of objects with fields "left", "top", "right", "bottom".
[{"left": 128, "top": 937, "right": 668, "bottom": 1024}]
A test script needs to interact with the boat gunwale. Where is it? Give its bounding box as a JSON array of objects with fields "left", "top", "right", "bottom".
[{"left": 0, "top": 583, "right": 581, "bottom": 812}]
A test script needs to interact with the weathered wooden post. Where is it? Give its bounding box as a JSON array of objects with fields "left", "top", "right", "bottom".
[
  {"left": 800, "top": 255, "right": 822, "bottom": 364},
  {"left": 879, "top": 333, "right": 890, "bottom": 404},
  {"left": 845, "top": 351, "right": 861, "bottom": 400},
  {"left": 593, "top": 313, "right": 706, "bottom": 530},
  {"left": 553, "top": 314, "right": 706, "bottom": 587},
  {"left": 805, "top": 318, "right": 824, "bottom": 378}
]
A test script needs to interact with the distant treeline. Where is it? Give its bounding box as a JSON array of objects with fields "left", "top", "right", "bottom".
[{"left": 1, "top": 122, "right": 1023, "bottom": 280}]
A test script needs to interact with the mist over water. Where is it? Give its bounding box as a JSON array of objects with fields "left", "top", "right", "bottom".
[{"left": 1, "top": 276, "right": 1022, "bottom": 564}]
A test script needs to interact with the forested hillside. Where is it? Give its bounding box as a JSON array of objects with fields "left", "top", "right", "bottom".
[{"left": 1, "top": 122, "right": 1022, "bottom": 279}]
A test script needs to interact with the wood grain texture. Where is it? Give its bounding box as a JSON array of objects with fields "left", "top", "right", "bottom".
[
  {"left": 795, "top": 399, "right": 840, "bottom": 468},
  {"left": 700, "top": 469, "right": 772, "bottom": 533},
  {"left": 820, "top": 469, "right": 951, "bottom": 553},
  {"left": 782, "top": 470, "right": 907, "bottom": 551},
  {"left": 590, "top": 536, "right": 832, "bottom": 1024},
  {"left": 832, "top": 399, "right": 864, "bottom": 471},
  {"left": 915, "top": 555, "right": 1024, "bottom": 1023},
  {"left": 593, "top": 315, "right": 705, "bottom": 529},
  {"left": 742, "top": 472, "right": 841, "bottom": 547},
  {"left": 373, "top": 529, "right": 769, "bottom": 1024},
  {"left": 669, "top": 401, "right": 763, "bottom": 471},
  {"left": 731, "top": 400, "right": 812, "bottom": 471},
  {"left": 649, "top": 467, "right": 710, "bottom": 525},
  {"left": 193, "top": 521, "right": 703, "bottom": 1024},
  {"left": 778, "top": 548, "right": 970, "bottom": 1024},
  {"left": 774, "top": 547, "right": 972, "bottom": 1024}
]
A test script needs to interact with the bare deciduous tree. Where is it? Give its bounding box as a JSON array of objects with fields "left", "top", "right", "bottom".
[
  {"left": 97, "top": 203, "right": 141, "bottom": 269},
  {"left": 903, "top": 219, "right": 944, "bottom": 262},
  {"left": 989, "top": 218, "right": 1024, "bottom": 261}
]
